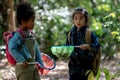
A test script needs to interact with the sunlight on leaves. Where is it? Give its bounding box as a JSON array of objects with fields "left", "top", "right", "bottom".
[
  {"left": 97, "top": 4, "right": 111, "bottom": 12},
  {"left": 116, "top": 36, "right": 120, "bottom": 42},
  {"left": 105, "top": 12, "right": 116, "bottom": 19},
  {"left": 91, "top": 18, "right": 103, "bottom": 36},
  {"left": 111, "top": 31, "right": 119, "bottom": 35}
]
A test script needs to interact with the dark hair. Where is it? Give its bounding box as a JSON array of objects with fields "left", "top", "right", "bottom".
[
  {"left": 72, "top": 7, "right": 89, "bottom": 23},
  {"left": 16, "top": 1, "right": 35, "bottom": 25}
]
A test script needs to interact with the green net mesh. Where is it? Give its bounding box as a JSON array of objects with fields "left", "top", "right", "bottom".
[{"left": 51, "top": 46, "right": 74, "bottom": 58}]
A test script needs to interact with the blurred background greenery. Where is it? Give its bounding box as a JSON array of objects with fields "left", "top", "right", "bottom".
[{"left": 0, "top": 0, "right": 120, "bottom": 60}]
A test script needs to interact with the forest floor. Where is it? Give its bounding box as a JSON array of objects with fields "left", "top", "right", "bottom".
[{"left": 0, "top": 54, "right": 120, "bottom": 80}]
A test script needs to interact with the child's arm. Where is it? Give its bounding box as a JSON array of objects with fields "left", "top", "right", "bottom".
[
  {"left": 80, "top": 32, "right": 100, "bottom": 50},
  {"left": 90, "top": 32, "right": 100, "bottom": 49},
  {"left": 8, "top": 32, "right": 26, "bottom": 63},
  {"left": 80, "top": 44, "right": 91, "bottom": 50},
  {"left": 35, "top": 42, "right": 44, "bottom": 66}
]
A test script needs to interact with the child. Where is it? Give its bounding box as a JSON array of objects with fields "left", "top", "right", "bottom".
[
  {"left": 8, "top": 1, "right": 43, "bottom": 80},
  {"left": 65, "top": 7, "right": 100, "bottom": 80}
]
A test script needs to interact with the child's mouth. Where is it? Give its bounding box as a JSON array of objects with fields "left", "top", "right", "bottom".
[{"left": 77, "top": 24, "right": 80, "bottom": 26}]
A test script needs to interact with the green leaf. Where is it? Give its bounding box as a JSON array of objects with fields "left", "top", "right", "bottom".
[
  {"left": 96, "top": 68, "right": 101, "bottom": 80},
  {"left": 104, "top": 68, "right": 111, "bottom": 80}
]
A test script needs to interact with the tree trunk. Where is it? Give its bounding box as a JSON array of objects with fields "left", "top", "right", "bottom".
[{"left": 7, "top": 0, "right": 15, "bottom": 31}]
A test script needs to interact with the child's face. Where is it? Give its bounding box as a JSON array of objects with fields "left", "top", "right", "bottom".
[
  {"left": 73, "top": 13, "right": 86, "bottom": 29},
  {"left": 21, "top": 15, "right": 35, "bottom": 30}
]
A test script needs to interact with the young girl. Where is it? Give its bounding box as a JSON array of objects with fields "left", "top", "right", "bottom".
[
  {"left": 65, "top": 7, "right": 100, "bottom": 80},
  {"left": 8, "top": 1, "right": 43, "bottom": 80}
]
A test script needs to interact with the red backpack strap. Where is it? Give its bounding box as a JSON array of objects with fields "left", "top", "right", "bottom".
[
  {"left": 16, "top": 29, "right": 35, "bottom": 39},
  {"left": 3, "top": 31, "right": 13, "bottom": 44},
  {"left": 16, "top": 29, "right": 25, "bottom": 39},
  {"left": 3, "top": 32, "right": 13, "bottom": 50}
]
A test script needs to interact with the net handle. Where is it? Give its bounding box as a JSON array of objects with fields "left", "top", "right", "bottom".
[
  {"left": 16, "top": 61, "right": 56, "bottom": 70},
  {"left": 16, "top": 53, "right": 56, "bottom": 70},
  {"left": 16, "top": 62, "right": 37, "bottom": 65},
  {"left": 74, "top": 46, "right": 80, "bottom": 48}
]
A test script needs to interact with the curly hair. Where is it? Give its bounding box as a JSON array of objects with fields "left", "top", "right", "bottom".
[{"left": 16, "top": 1, "right": 35, "bottom": 25}]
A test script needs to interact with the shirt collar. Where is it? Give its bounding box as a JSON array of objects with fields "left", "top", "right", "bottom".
[{"left": 72, "top": 25, "right": 88, "bottom": 32}]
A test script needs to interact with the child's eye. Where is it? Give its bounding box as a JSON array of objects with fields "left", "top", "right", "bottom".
[
  {"left": 79, "top": 17, "right": 83, "bottom": 20},
  {"left": 75, "top": 17, "right": 78, "bottom": 20}
]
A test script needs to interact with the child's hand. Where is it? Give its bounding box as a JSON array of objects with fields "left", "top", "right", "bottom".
[
  {"left": 21, "top": 61, "right": 28, "bottom": 67},
  {"left": 80, "top": 44, "right": 91, "bottom": 50}
]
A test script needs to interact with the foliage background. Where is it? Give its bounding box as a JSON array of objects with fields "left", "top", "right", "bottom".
[{"left": 0, "top": 0, "right": 120, "bottom": 59}]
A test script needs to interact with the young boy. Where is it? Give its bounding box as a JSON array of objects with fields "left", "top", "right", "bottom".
[
  {"left": 8, "top": 1, "right": 43, "bottom": 80},
  {"left": 65, "top": 7, "right": 100, "bottom": 80}
]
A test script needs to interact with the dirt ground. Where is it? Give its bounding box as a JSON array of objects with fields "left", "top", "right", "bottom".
[{"left": 0, "top": 56, "right": 120, "bottom": 80}]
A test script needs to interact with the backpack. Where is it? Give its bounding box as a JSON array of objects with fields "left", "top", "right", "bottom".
[
  {"left": 68, "top": 29, "right": 101, "bottom": 76},
  {"left": 3, "top": 29, "right": 24, "bottom": 66}
]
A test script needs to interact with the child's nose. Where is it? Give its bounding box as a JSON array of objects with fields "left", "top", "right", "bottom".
[{"left": 78, "top": 19, "right": 81, "bottom": 23}]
